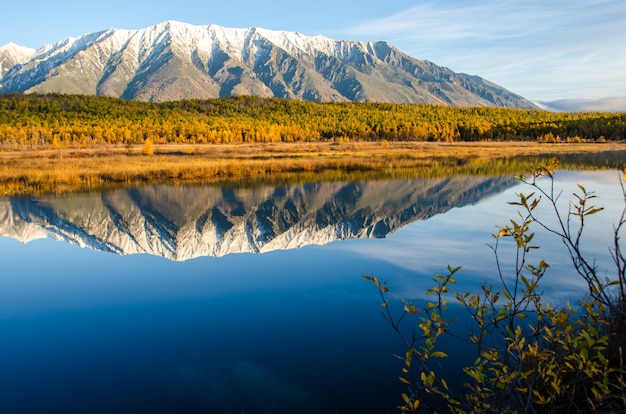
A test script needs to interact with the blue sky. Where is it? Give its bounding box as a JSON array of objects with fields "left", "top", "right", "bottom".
[{"left": 2, "top": 0, "right": 625, "bottom": 109}]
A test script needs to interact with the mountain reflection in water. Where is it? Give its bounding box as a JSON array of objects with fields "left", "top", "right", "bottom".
[{"left": 0, "top": 176, "right": 518, "bottom": 260}]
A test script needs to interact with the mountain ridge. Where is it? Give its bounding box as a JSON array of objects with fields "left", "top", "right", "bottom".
[{"left": 0, "top": 21, "right": 537, "bottom": 108}]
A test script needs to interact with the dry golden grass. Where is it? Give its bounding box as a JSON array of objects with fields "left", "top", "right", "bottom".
[{"left": 1, "top": 141, "right": 624, "bottom": 195}]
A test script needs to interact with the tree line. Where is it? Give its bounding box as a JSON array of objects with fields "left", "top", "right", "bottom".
[{"left": 0, "top": 93, "right": 624, "bottom": 148}]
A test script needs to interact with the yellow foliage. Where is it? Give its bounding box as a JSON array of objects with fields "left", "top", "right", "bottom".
[{"left": 142, "top": 138, "right": 154, "bottom": 156}]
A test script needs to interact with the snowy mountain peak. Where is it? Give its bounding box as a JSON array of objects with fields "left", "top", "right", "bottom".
[
  {"left": 0, "top": 42, "right": 36, "bottom": 55},
  {"left": 0, "top": 42, "right": 37, "bottom": 77},
  {"left": 0, "top": 20, "right": 537, "bottom": 107}
]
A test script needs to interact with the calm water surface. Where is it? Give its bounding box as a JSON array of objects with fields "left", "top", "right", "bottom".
[{"left": 0, "top": 169, "right": 623, "bottom": 413}]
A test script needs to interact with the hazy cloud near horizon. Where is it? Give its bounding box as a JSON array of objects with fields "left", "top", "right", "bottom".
[
  {"left": 343, "top": 0, "right": 626, "bottom": 109},
  {"left": 538, "top": 97, "right": 626, "bottom": 113}
]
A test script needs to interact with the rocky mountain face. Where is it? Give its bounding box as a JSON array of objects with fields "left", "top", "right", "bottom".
[
  {"left": 0, "top": 21, "right": 536, "bottom": 107},
  {"left": 0, "top": 176, "right": 517, "bottom": 261}
]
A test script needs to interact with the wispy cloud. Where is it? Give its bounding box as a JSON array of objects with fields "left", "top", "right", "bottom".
[
  {"left": 341, "top": 0, "right": 626, "bottom": 102},
  {"left": 538, "top": 97, "right": 626, "bottom": 112}
]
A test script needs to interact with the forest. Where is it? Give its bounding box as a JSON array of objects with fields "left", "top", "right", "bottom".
[{"left": 0, "top": 93, "right": 625, "bottom": 149}]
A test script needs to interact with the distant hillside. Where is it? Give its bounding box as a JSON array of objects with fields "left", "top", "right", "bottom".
[{"left": 0, "top": 20, "right": 537, "bottom": 108}]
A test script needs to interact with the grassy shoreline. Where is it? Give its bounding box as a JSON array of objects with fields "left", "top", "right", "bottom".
[{"left": 1, "top": 141, "right": 625, "bottom": 196}]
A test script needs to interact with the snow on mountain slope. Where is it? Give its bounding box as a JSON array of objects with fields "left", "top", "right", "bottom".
[
  {"left": 0, "top": 21, "right": 537, "bottom": 107},
  {"left": 0, "top": 43, "right": 37, "bottom": 78}
]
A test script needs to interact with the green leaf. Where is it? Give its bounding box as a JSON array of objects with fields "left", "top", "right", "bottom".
[
  {"left": 441, "top": 378, "right": 449, "bottom": 390},
  {"left": 405, "top": 347, "right": 413, "bottom": 368},
  {"left": 496, "top": 309, "right": 508, "bottom": 322},
  {"left": 584, "top": 207, "right": 604, "bottom": 216}
]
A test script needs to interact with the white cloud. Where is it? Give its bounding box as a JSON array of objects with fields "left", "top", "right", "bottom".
[
  {"left": 538, "top": 96, "right": 626, "bottom": 112},
  {"left": 342, "top": 0, "right": 626, "bottom": 102}
]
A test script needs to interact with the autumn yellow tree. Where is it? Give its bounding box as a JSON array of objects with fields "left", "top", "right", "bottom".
[{"left": 142, "top": 137, "right": 154, "bottom": 156}]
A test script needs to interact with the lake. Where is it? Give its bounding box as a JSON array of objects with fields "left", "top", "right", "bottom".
[{"left": 0, "top": 161, "right": 624, "bottom": 413}]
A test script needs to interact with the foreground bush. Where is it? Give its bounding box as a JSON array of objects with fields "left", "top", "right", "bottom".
[{"left": 366, "top": 160, "right": 626, "bottom": 413}]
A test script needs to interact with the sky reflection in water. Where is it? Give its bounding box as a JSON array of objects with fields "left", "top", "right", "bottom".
[{"left": 0, "top": 170, "right": 623, "bottom": 413}]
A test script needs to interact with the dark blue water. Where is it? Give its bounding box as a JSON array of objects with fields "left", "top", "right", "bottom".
[{"left": 0, "top": 171, "right": 622, "bottom": 413}]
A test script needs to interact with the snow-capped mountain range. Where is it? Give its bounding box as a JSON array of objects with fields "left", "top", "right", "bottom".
[
  {"left": 0, "top": 176, "right": 517, "bottom": 261},
  {"left": 0, "top": 20, "right": 536, "bottom": 107}
]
